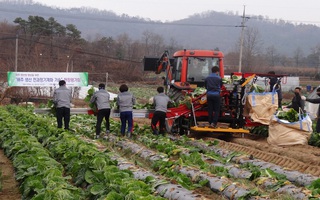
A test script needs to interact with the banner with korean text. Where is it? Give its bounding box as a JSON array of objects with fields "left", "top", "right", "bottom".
[{"left": 7, "top": 72, "right": 88, "bottom": 87}]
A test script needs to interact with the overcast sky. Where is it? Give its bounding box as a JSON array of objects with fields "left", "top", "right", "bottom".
[{"left": 31, "top": 0, "right": 320, "bottom": 25}]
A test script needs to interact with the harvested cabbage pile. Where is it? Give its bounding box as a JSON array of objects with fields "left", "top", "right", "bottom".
[
  {"left": 277, "top": 108, "right": 306, "bottom": 122},
  {"left": 250, "top": 84, "right": 265, "bottom": 93},
  {"left": 191, "top": 87, "right": 206, "bottom": 98}
]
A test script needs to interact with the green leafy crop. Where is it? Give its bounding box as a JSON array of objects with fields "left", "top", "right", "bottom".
[
  {"left": 84, "top": 86, "right": 97, "bottom": 113},
  {"left": 277, "top": 108, "right": 300, "bottom": 122}
]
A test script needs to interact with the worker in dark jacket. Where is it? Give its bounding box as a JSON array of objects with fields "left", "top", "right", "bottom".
[
  {"left": 204, "top": 66, "right": 222, "bottom": 128},
  {"left": 286, "top": 86, "right": 304, "bottom": 112},
  {"left": 90, "top": 83, "right": 111, "bottom": 139},
  {"left": 53, "top": 80, "right": 72, "bottom": 130},
  {"left": 117, "top": 84, "right": 136, "bottom": 137},
  {"left": 151, "top": 86, "right": 172, "bottom": 135},
  {"left": 302, "top": 87, "right": 320, "bottom": 132},
  {"left": 268, "top": 71, "right": 282, "bottom": 109}
]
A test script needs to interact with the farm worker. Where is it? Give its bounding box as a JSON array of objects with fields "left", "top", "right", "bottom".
[
  {"left": 90, "top": 83, "right": 111, "bottom": 139},
  {"left": 286, "top": 86, "right": 305, "bottom": 112},
  {"left": 301, "top": 87, "right": 320, "bottom": 132},
  {"left": 53, "top": 80, "right": 72, "bottom": 130},
  {"left": 117, "top": 84, "right": 136, "bottom": 137},
  {"left": 204, "top": 66, "right": 222, "bottom": 128},
  {"left": 268, "top": 71, "right": 283, "bottom": 109},
  {"left": 151, "top": 86, "right": 173, "bottom": 135}
]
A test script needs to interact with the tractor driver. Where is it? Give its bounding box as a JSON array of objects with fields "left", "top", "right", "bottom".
[
  {"left": 188, "top": 58, "right": 206, "bottom": 81},
  {"left": 205, "top": 66, "right": 222, "bottom": 128}
]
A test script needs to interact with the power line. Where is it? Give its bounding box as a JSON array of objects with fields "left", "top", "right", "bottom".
[
  {"left": 0, "top": 7, "right": 238, "bottom": 28},
  {"left": 1, "top": 6, "right": 319, "bottom": 28},
  {"left": 0, "top": 36, "right": 142, "bottom": 63},
  {"left": 0, "top": 36, "right": 16, "bottom": 40},
  {"left": 249, "top": 16, "right": 320, "bottom": 26}
]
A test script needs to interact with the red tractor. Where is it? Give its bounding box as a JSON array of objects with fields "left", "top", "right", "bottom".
[
  {"left": 145, "top": 49, "right": 224, "bottom": 102},
  {"left": 144, "top": 49, "right": 284, "bottom": 135}
]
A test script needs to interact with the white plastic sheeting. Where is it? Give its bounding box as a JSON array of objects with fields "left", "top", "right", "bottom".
[
  {"left": 305, "top": 87, "right": 320, "bottom": 120},
  {"left": 78, "top": 85, "right": 117, "bottom": 100}
]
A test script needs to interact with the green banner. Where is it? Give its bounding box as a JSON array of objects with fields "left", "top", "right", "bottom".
[{"left": 7, "top": 72, "right": 88, "bottom": 87}]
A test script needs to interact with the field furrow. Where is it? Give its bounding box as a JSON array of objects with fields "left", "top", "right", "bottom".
[
  {"left": 215, "top": 138, "right": 320, "bottom": 176},
  {"left": 172, "top": 136, "right": 319, "bottom": 186},
  {"left": 103, "top": 134, "right": 269, "bottom": 200},
  {"left": 130, "top": 133, "right": 312, "bottom": 199}
]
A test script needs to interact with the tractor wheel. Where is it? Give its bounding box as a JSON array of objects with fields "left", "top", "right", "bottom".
[{"left": 165, "top": 117, "right": 189, "bottom": 135}]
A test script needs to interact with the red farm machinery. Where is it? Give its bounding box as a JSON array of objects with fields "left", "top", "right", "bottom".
[{"left": 143, "top": 49, "right": 285, "bottom": 135}]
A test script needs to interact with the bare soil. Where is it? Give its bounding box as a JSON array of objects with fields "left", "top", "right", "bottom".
[
  {"left": 87, "top": 122, "right": 320, "bottom": 199},
  {"left": 215, "top": 135, "right": 320, "bottom": 177},
  {"left": 0, "top": 149, "right": 21, "bottom": 200},
  {"left": 135, "top": 118, "right": 320, "bottom": 177}
]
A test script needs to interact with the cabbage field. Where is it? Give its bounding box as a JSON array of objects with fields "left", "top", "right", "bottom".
[{"left": 0, "top": 105, "right": 320, "bottom": 200}]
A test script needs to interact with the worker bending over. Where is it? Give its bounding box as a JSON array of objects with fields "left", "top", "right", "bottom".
[{"left": 151, "top": 86, "right": 173, "bottom": 135}]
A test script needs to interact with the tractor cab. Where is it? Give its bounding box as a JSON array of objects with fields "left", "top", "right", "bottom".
[
  {"left": 143, "top": 49, "right": 224, "bottom": 102},
  {"left": 172, "top": 56, "right": 220, "bottom": 87},
  {"left": 171, "top": 50, "right": 224, "bottom": 87}
]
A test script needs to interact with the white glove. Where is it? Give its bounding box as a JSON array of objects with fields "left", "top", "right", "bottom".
[{"left": 301, "top": 96, "right": 306, "bottom": 101}]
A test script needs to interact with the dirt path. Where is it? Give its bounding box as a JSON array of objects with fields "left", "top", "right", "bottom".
[
  {"left": 203, "top": 135, "right": 320, "bottom": 177},
  {"left": 0, "top": 149, "right": 21, "bottom": 200}
]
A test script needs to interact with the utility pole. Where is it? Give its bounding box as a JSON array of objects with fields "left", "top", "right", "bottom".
[
  {"left": 238, "top": 5, "right": 249, "bottom": 73},
  {"left": 106, "top": 72, "right": 108, "bottom": 87},
  {"left": 318, "top": 52, "right": 320, "bottom": 74},
  {"left": 15, "top": 34, "right": 18, "bottom": 72}
]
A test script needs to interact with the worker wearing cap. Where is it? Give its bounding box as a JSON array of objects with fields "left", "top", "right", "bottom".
[
  {"left": 205, "top": 66, "right": 222, "bottom": 128},
  {"left": 90, "top": 83, "right": 111, "bottom": 139},
  {"left": 53, "top": 80, "right": 72, "bottom": 130},
  {"left": 268, "top": 71, "right": 283, "bottom": 109},
  {"left": 286, "top": 86, "right": 304, "bottom": 112}
]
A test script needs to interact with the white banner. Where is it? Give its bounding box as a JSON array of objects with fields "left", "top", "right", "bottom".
[{"left": 7, "top": 72, "right": 88, "bottom": 87}]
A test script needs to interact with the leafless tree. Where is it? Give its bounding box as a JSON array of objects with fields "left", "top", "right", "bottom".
[
  {"left": 142, "top": 30, "right": 152, "bottom": 56},
  {"left": 241, "top": 27, "right": 263, "bottom": 72},
  {"left": 141, "top": 31, "right": 165, "bottom": 56},
  {"left": 265, "top": 45, "right": 279, "bottom": 67},
  {"left": 293, "top": 47, "right": 304, "bottom": 67}
]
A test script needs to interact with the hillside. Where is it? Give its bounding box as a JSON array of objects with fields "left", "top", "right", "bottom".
[{"left": 0, "top": 0, "right": 320, "bottom": 56}]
